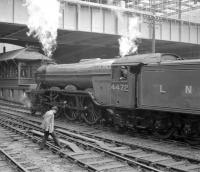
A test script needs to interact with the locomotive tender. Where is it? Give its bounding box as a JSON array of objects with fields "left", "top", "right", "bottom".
[{"left": 30, "top": 53, "right": 200, "bottom": 142}]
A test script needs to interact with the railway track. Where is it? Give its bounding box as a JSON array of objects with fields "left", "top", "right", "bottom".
[
  {"left": 0, "top": 101, "right": 199, "bottom": 149},
  {"left": 0, "top": 127, "right": 41, "bottom": 172},
  {"left": 0, "top": 111, "right": 164, "bottom": 172},
  {"left": 0, "top": 99, "right": 27, "bottom": 109},
  {"left": 1, "top": 109, "right": 200, "bottom": 172}
]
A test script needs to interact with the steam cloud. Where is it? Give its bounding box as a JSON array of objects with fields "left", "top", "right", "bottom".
[
  {"left": 20, "top": 94, "right": 31, "bottom": 108},
  {"left": 118, "top": 17, "right": 141, "bottom": 57},
  {"left": 108, "top": 1, "right": 141, "bottom": 57},
  {"left": 25, "top": 0, "right": 61, "bottom": 57},
  {"left": 107, "top": 0, "right": 114, "bottom": 5}
]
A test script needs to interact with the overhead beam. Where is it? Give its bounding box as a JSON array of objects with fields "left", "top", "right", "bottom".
[
  {"left": 163, "top": 4, "right": 200, "bottom": 16},
  {"left": 0, "top": 0, "right": 200, "bottom": 47}
]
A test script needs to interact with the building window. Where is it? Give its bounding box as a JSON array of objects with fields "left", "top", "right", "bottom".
[
  {"left": 21, "top": 68, "right": 27, "bottom": 77},
  {"left": 29, "top": 66, "right": 32, "bottom": 78},
  {"left": 23, "top": 89, "right": 26, "bottom": 97},
  {"left": 20, "top": 65, "right": 30, "bottom": 78},
  {"left": 0, "top": 63, "right": 1, "bottom": 78},
  {"left": 0, "top": 88, "right": 3, "bottom": 97},
  {"left": 10, "top": 89, "right": 14, "bottom": 98},
  {"left": 15, "top": 68, "right": 18, "bottom": 77},
  {"left": 10, "top": 64, "right": 16, "bottom": 78}
]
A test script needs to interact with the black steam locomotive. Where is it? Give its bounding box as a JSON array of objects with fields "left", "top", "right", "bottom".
[{"left": 29, "top": 53, "right": 200, "bottom": 143}]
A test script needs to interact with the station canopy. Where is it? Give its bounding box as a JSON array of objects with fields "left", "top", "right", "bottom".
[
  {"left": 1, "top": 0, "right": 200, "bottom": 62},
  {"left": 80, "top": 0, "right": 200, "bottom": 22}
]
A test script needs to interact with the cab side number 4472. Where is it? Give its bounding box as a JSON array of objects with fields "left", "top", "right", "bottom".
[{"left": 111, "top": 83, "right": 128, "bottom": 92}]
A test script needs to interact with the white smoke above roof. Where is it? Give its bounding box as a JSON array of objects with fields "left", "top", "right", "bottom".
[
  {"left": 119, "top": 17, "right": 141, "bottom": 57},
  {"left": 108, "top": 1, "right": 141, "bottom": 57},
  {"left": 25, "top": 0, "right": 61, "bottom": 57}
]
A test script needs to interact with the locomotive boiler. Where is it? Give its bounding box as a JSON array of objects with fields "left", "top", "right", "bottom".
[
  {"left": 35, "top": 58, "right": 115, "bottom": 90},
  {"left": 29, "top": 53, "right": 200, "bottom": 144}
]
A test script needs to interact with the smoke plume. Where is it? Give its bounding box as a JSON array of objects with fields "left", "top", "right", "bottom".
[
  {"left": 25, "top": 0, "right": 61, "bottom": 57},
  {"left": 119, "top": 17, "right": 141, "bottom": 57}
]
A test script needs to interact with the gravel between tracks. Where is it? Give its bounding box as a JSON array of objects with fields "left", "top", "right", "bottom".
[
  {"left": 55, "top": 120, "right": 200, "bottom": 161},
  {"left": 1, "top": 101, "right": 200, "bottom": 163},
  {"left": 0, "top": 126, "right": 87, "bottom": 172}
]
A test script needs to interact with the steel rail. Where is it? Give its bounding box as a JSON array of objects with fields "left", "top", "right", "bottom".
[
  {"left": 0, "top": 118, "right": 102, "bottom": 172},
  {"left": 0, "top": 149, "right": 29, "bottom": 172},
  {"left": 2, "top": 111, "right": 200, "bottom": 172},
  {"left": 1, "top": 112, "right": 200, "bottom": 172},
  {"left": 0, "top": 104, "right": 200, "bottom": 150},
  {"left": 1, "top": 101, "right": 200, "bottom": 150},
  {"left": 1, "top": 103, "right": 200, "bottom": 172},
  {"left": 3, "top": 109, "right": 200, "bottom": 164},
  {"left": 0, "top": 115, "right": 164, "bottom": 172},
  {"left": 1, "top": 113, "right": 162, "bottom": 172}
]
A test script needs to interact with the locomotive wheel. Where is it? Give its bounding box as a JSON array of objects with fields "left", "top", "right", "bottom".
[
  {"left": 63, "top": 108, "right": 79, "bottom": 121},
  {"left": 153, "top": 117, "right": 175, "bottom": 139},
  {"left": 181, "top": 120, "right": 200, "bottom": 145},
  {"left": 82, "top": 100, "right": 102, "bottom": 125},
  {"left": 114, "top": 125, "right": 126, "bottom": 133},
  {"left": 63, "top": 100, "right": 78, "bottom": 121}
]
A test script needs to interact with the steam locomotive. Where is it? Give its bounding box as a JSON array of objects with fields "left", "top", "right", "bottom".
[{"left": 29, "top": 53, "right": 200, "bottom": 143}]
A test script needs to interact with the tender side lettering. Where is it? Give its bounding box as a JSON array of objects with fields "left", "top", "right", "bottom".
[
  {"left": 185, "top": 85, "right": 192, "bottom": 94},
  {"left": 158, "top": 85, "right": 192, "bottom": 95},
  {"left": 159, "top": 85, "right": 166, "bottom": 93}
]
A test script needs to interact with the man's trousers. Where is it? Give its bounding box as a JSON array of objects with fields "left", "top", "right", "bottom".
[{"left": 40, "top": 131, "right": 61, "bottom": 149}]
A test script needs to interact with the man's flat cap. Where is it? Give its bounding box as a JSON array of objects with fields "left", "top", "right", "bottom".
[{"left": 52, "top": 106, "right": 58, "bottom": 111}]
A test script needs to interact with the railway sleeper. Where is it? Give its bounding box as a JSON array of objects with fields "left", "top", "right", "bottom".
[
  {"left": 2, "top": 107, "right": 200, "bottom": 172},
  {"left": 0, "top": 113, "right": 165, "bottom": 172},
  {"left": 2, "top": 95, "right": 200, "bottom": 144}
]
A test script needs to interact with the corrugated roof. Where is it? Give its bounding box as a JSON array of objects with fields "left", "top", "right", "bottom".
[{"left": 0, "top": 47, "right": 52, "bottom": 62}]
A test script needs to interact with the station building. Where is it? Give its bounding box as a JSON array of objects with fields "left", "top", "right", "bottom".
[{"left": 0, "top": 47, "right": 51, "bottom": 103}]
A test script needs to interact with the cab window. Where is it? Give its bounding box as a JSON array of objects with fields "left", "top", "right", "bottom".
[
  {"left": 120, "top": 66, "right": 128, "bottom": 80},
  {"left": 112, "top": 66, "right": 128, "bottom": 81}
]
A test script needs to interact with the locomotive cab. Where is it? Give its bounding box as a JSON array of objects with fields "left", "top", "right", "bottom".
[
  {"left": 111, "top": 62, "right": 140, "bottom": 109},
  {"left": 110, "top": 53, "right": 180, "bottom": 109}
]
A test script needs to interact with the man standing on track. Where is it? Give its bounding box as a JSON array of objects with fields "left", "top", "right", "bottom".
[{"left": 40, "top": 106, "right": 61, "bottom": 149}]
